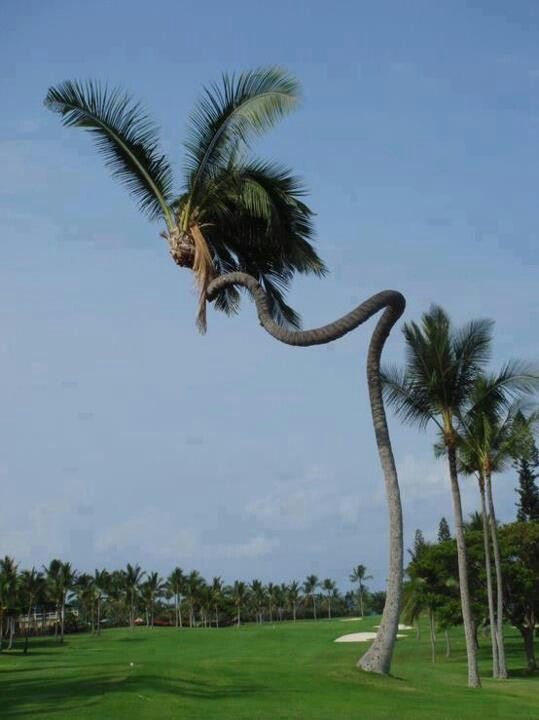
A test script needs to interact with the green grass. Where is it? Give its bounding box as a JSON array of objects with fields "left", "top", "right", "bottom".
[{"left": 0, "top": 617, "right": 537, "bottom": 719}]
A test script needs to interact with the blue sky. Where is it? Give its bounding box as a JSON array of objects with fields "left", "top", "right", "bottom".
[{"left": 1, "top": 1, "right": 538, "bottom": 590}]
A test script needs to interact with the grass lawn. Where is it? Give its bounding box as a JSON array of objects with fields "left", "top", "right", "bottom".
[{"left": 0, "top": 617, "right": 537, "bottom": 719}]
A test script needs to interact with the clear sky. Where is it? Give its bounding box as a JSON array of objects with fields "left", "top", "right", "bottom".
[{"left": 1, "top": 1, "right": 538, "bottom": 591}]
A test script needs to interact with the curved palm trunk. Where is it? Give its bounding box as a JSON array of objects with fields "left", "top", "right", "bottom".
[
  {"left": 478, "top": 473, "right": 499, "bottom": 677},
  {"left": 448, "top": 447, "right": 481, "bottom": 688},
  {"left": 207, "top": 273, "right": 405, "bottom": 675},
  {"left": 485, "top": 471, "right": 508, "bottom": 679}
]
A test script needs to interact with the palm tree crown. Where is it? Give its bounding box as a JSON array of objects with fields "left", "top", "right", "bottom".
[{"left": 44, "top": 68, "right": 326, "bottom": 331}]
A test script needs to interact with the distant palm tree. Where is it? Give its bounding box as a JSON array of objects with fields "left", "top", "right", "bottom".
[
  {"left": 303, "top": 575, "right": 319, "bottom": 621},
  {"left": 93, "top": 569, "right": 109, "bottom": 636},
  {"left": 231, "top": 581, "right": 249, "bottom": 627},
  {"left": 210, "top": 577, "right": 224, "bottom": 628},
  {"left": 58, "top": 562, "right": 77, "bottom": 644},
  {"left": 349, "top": 565, "right": 373, "bottom": 618},
  {"left": 285, "top": 581, "right": 300, "bottom": 622},
  {"left": 184, "top": 571, "right": 203, "bottom": 628},
  {"left": 0, "top": 556, "right": 18, "bottom": 651},
  {"left": 250, "top": 580, "right": 266, "bottom": 624},
  {"left": 321, "top": 578, "right": 338, "bottom": 619},
  {"left": 124, "top": 564, "right": 145, "bottom": 629},
  {"left": 167, "top": 568, "right": 184, "bottom": 628},
  {"left": 382, "top": 305, "right": 538, "bottom": 688},
  {"left": 19, "top": 568, "right": 44, "bottom": 654},
  {"left": 142, "top": 572, "right": 166, "bottom": 627}
]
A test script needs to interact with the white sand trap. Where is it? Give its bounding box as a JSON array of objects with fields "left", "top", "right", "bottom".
[
  {"left": 334, "top": 632, "right": 408, "bottom": 643},
  {"left": 340, "top": 617, "right": 363, "bottom": 622},
  {"left": 373, "top": 624, "right": 413, "bottom": 631}
]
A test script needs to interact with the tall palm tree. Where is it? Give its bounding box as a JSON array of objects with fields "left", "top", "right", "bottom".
[
  {"left": 45, "top": 68, "right": 406, "bottom": 675},
  {"left": 382, "top": 305, "right": 538, "bottom": 688},
  {"left": 43, "top": 559, "right": 62, "bottom": 639},
  {"left": 458, "top": 382, "right": 538, "bottom": 680},
  {"left": 349, "top": 565, "right": 373, "bottom": 618},
  {"left": 266, "top": 582, "right": 278, "bottom": 623},
  {"left": 303, "top": 575, "right": 319, "bottom": 621},
  {"left": 321, "top": 578, "right": 337, "bottom": 619},
  {"left": 167, "top": 568, "right": 185, "bottom": 628},
  {"left": 287, "top": 581, "right": 301, "bottom": 622},
  {"left": 19, "top": 568, "right": 44, "bottom": 654},
  {"left": 124, "top": 564, "right": 144, "bottom": 629}
]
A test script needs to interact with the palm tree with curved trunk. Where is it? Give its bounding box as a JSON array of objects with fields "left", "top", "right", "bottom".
[
  {"left": 382, "top": 305, "right": 538, "bottom": 688},
  {"left": 167, "top": 567, "right": 184, "bottom": 628},
  {"left": 457, "top": 380, "right": 538, "bottom": 680},
  {"left": 349, "top": 565, "right": 373, "bottom": 618},
  {"left": 45, "top": 68, "right": 406, "bottom": 675}
]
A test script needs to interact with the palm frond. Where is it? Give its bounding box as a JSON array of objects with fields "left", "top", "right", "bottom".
[
  {"left": 184, "top": 68, "right": 300, "bottom": 200},
  {"left": 45, "top": 80, "right": 174, "bottom": 224},
  {"left": 381, "top": 363, "right": 440, "bottom": 430}
]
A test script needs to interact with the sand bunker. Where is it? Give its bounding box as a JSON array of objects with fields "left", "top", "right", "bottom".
[
  {"left": 334, "top": 632, "right": 408, "bottom": 643},
  {"left": 340, "top": 617, "right": 363, "bottom": 622},
  {"left": 373, "top": 624, "right": 413, "bottom": 631}
]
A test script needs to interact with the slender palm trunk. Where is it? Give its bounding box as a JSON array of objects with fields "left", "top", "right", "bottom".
[
  {"left": 485, "top": 471, "right": 508, "bottom": 679},
  {"left": 445, "top": 630, "right": 451, "bottom": 658},
  {"left": 415, "top": 619, "right": 420, "bottom": 641},
  {"left": 429, "top": 608, "right": 436, "bottom": 664},
  {"left": 447, "top": 446, "right": 481, "bottom": 688},
  {"left": 24, "top": 604, "right": 32, "bottom": 654},
  {"left": 8, "top": 617, "right": 14, "bottom": 649},
  {"left": 207, "top": 274, "right": 405, "bottom": 675},
  {"left": 237, "top": 606, "right": 241, "bottom": 627},
  {"left": 293, "top": 602, "right": 297, "bottom": 622},
  {"left": 478, "top": 473, "right": 499, "bottom": 677},
  {"left": 60, "top": 598, "right": 65, "bottom": 644},
  {"left": 0, "top": 612, "right": 4, "bottom": 652},
  {"left": 214, "top": 605, "right": 219, "bottom": 628},
  {"left": 359, "top": 585, "right": 364, "bottom": 618},
  {"left": 175, "top": 595, "right": 179, "bottom": 628},
  {"left": 312, "top": 596, "right": 317, "bottom": 621},
  {"left": 97, "top": 595, "right": 101, "bottom": 636}
]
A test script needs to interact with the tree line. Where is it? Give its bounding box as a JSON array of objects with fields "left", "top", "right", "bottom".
[{"left": 0, "top": 562, "right": 385, "bottom": 652}]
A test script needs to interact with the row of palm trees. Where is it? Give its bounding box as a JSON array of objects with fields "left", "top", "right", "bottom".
[{"left": 0, "top": 563, "right": 373, "bottom": 647}]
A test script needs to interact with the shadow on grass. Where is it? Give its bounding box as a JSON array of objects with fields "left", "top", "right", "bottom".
[{"left": 1, "top": 671, "right": 262, "bottom": 717}]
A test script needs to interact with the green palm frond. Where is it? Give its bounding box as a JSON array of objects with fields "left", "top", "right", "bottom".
[
  {"left": 44, "top": 80, "right": 174, "bottom": 225},
  {"left": 381, "top": 363, "right": 439, "bottom": 430},
  {"left": 184, "top": 67, "right": 300, "bottom": 201}
]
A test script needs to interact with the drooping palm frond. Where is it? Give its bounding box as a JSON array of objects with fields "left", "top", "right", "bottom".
[
  {"left": 44, "top": 80, "right": 174, "bottom": 225},
  {"left": 381, "top": 363, "right": 440, "bottom": 430},
  {"left": 184, "top": 68, "right": 300, "bottom": 202}
]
